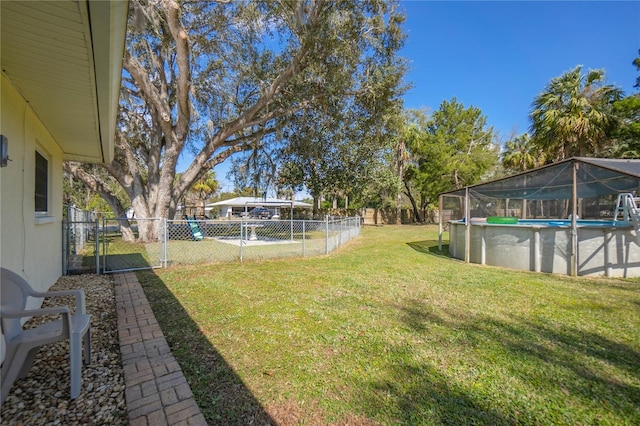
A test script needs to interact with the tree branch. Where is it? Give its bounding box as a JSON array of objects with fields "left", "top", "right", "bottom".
[
  {"left": 162, "top": 0, "right": 192, "bottom": 141},
  {"left": 64, "top": 163, "right": 129, "bottom": 218}
]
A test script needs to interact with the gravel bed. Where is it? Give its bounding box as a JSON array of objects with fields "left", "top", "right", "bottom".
[{"left": 1, "top": 274, "right": 127, "bottom": 425}]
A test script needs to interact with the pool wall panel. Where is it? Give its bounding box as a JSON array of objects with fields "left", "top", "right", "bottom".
[{"left": 448, "top": 222, "right": 640, "bottom": 278}]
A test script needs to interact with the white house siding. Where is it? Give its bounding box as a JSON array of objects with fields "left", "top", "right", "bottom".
[
  {"left": 1, "top": 73, "right": 64, "bottom": 299},
  {"left": 0, "top": 1, "right": 128, "bottom": 370}
]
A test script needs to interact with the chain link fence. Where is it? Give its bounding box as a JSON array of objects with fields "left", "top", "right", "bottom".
[
  {"left": 63, "top": 210, "right": 360, "bottom": 274},
  {"left": 62, "top": 206, "right": 98, "bottom": 274},
  {"left": 164, "top": 216, "right": 360, "bottom": 266}
]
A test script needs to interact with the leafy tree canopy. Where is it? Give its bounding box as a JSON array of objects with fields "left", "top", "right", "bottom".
[
  {"left": 501, "top": 133, "right": 546, "bottom": 173},
  {"left": 610, "top": 95, "right": 640, "bottom": 158},
  {"left": 529, "top": 66, "right": 622, "bottom": 162},
  {"left": 65, "top": 0, "right": 407, "bottom": 240},
  {"left": 401, "top": 99, "right": 499, "bottom": 221}
]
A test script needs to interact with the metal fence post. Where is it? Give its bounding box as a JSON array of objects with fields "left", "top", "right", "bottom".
[
  {"left": 302, "top": 220, "right": 306, "bottom": 257},
  {"left": 325, "top": 215, "right": 329, "bottom": 255},
  {"left": 240, "top": 217, "right": 244, "bottom": 262},
  {"left": 95, "top": 218, "right": 100, "bottom": 274},
  {"left": 163, "top": 218, "right": 168, "bottom": 268},
  {"left": 290, "top": 214, "right": 294, "bottom": 242},
  {"left": 62, "top": 219, "right": 67, "bottom": 276},
  {"left": 346, "top": 218, "right": 350, "bottom": 240},
  {"left": 102, "top": 217, "right": 107, "bottom": 274}
]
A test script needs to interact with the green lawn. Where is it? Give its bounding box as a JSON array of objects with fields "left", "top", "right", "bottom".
[{"left": 137, "top": 225, "right": 640, "bottom": 425}]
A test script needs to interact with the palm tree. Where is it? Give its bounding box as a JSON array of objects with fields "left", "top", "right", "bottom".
[
  {"left": 181, "top": 171, "right": 219, "bottom": 217},
  {"left": 191, "top": 171, "right": 219, "bottom": 200},
  {"left": 502, "top": 133, "right": 546, "bottom": 172},
  {"left": 529, "top": 66, "right": 622, "bottom": 162}
]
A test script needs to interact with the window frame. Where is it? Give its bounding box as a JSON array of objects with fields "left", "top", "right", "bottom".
[{"left": 34, "top": 148, "right": 50, "bottom": 216}]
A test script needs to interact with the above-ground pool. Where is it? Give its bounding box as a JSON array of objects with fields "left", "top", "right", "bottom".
[{"left": 448, "top": 219, "right": 640, "bottom": 278}]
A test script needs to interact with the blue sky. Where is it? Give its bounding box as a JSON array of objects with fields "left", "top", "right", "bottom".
[
  {"left": 205, "top": 1, "right": 640, "bottom": 193},
  {"left": 400, "top": 0, "right": 639, "bottom": 139}
]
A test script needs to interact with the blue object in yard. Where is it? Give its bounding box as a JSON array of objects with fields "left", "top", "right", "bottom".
[{"left": 185, "top": 216, "right": 204, "bottom": 241}]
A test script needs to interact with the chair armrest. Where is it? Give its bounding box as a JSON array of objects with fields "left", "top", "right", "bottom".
[
  {"left": 27, "top": 289, "right": 87, "bottom": 314},
  {"left": 1, "top": 306, "right": 72, "bottom": 338},
  {"left": 1, "top": 305, "right": 70, "bottom": 318}
]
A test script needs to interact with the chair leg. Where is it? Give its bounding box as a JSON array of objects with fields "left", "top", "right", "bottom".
[
  {"left": 69, "top": 334, "right": 82, "bottom": 399},
  {"left": 0, "top": 358, "right": 21, "bottom": 405},
  {"left": 18, "top": 347, "right": 39, "bottom": 379},
  {"left": 1, "top": 346, "right": 17, "bottom": 385},
  {"left": 83, "top": 329, "right": 92, "bottom": 365},
  {"left": 0, "top": 369, "right": 18, "bottom": 405},
  {"left": 1, "top": 344, "right": 31, "bottom": 404}
]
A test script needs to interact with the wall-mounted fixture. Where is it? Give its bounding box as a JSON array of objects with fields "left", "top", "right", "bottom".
[{"left": 0, "top": 135, "right": 8, "bottom": 167}]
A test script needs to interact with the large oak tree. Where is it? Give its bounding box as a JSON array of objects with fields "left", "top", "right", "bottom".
[{"left": 65, "top": 0, "right": 406, "bottom": 240}]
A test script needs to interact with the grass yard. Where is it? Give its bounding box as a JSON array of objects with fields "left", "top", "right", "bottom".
[
  {"left": 165, "top": 235, "right": 328, "bottom": 266},
  {"left": 137, "top": 225, "right": 640, "bottom": 425}
]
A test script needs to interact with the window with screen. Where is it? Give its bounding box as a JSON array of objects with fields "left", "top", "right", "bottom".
[{"left": 35, "top": 150, "right": 48, "bottom": 213}]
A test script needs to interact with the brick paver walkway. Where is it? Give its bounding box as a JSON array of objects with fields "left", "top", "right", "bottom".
[{"left": 113, "top": 272, "right": 207, "bottom": 426}]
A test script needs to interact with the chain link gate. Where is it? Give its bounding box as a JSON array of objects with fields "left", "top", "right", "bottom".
[{"left": 101, "top": 218, "right": 164, "bottom": 273}]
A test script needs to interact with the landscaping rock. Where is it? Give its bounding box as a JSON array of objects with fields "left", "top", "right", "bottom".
[{"left": 1, "top": 274, "right": 127, "bottom": 425}]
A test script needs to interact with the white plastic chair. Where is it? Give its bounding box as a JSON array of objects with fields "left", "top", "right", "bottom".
[{"left": 0, "top": 268, "right": 91, "bottom": 404}]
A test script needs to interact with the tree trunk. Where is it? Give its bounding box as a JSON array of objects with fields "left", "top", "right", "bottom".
[
  {"left": 420, "top": 198, "right": 429, "bottom": 223},
  {"left": 403, "top": 180, "right": 423, "bottom": 222},
  {"left": 395, "top": 138, "right": 406, "bottom": 225},
  {"left": 64, "top": 162, "right": 138, "bottom": 242},
  {"left": 119, "top": 223, "right": 137, "bottom": 243},
  {"left": 136, "top": 218, "right": 158, "bottom": 243},
  {"left": 312, "top": 194, "right": 320, "bottom": 219}
]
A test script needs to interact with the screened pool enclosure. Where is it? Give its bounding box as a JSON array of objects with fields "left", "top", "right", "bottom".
[{"left": 439, "top": 158, "right": 640, "bottom": 278}]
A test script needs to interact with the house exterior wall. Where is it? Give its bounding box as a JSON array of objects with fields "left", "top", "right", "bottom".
[
  {"left": 0, "top": 0, "right": 127, "bottom": 375},
  {"left": 1, "top": 73, "right": 64, "bottom": 298}
]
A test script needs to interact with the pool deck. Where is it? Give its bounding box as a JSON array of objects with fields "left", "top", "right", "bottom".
[{"left": 113, "top": 272, "right": 207, "bottom": 425}]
